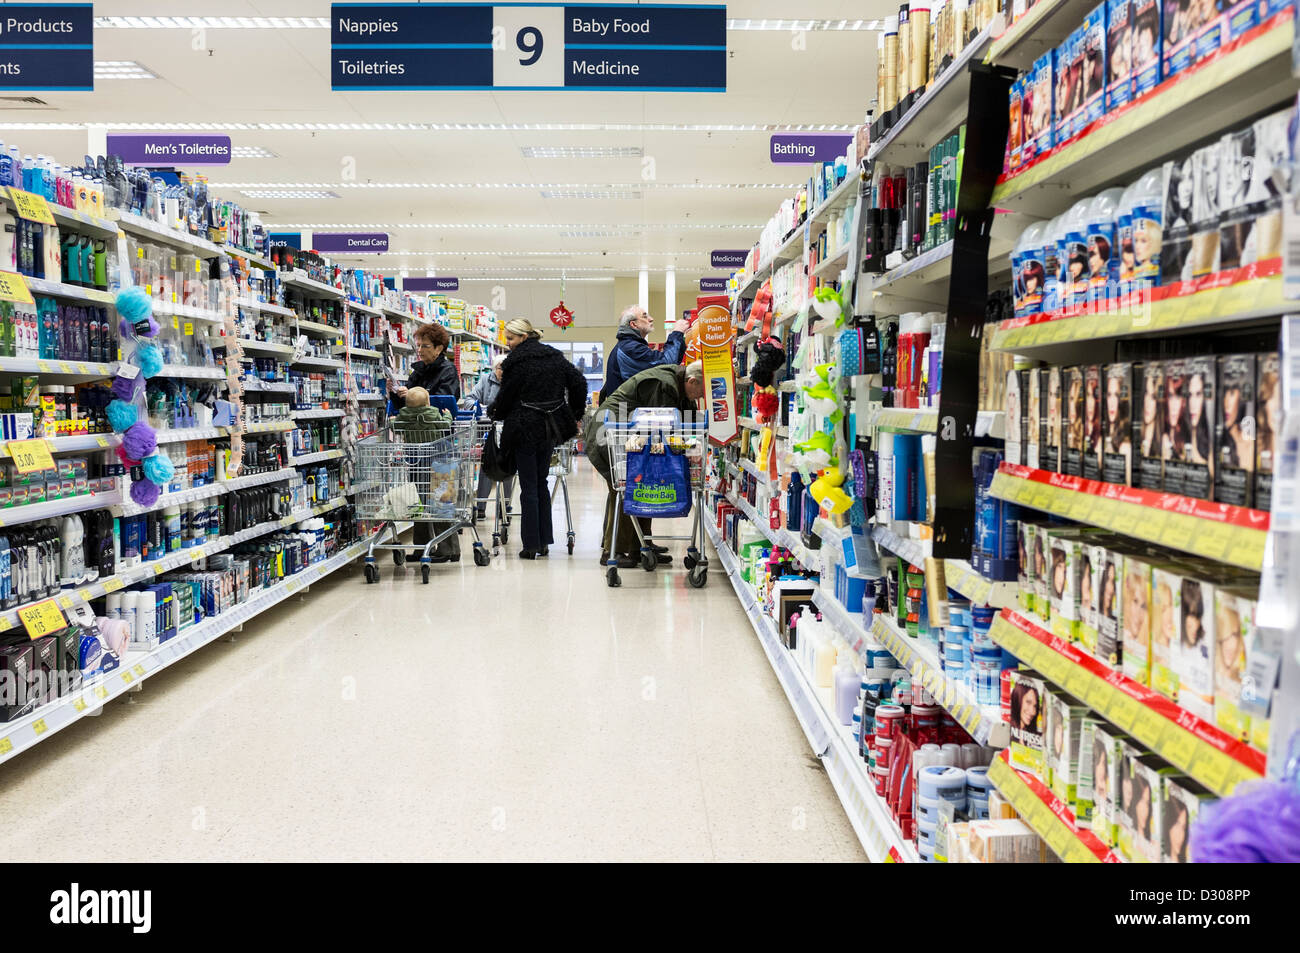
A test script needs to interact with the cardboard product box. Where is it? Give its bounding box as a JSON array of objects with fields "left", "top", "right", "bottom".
[
  {"left": 1091, "top": 724, "right": 1131, "bottom": 846},
  {"left": 1064, "top": 366, "right": 1086, "bottom": 477},
  {"left": 1026, "top": 364, "right": 1042, "bottom": 469},
  {"left": 1020, "top": 521, "right": 1043, "bottom": 614},
  {"left": 1106, "top": 0, "right": 1134, "bottom": 111},
  {"left": 1173, "top": 574, "right": 1216, "bottom": 721},
  {"left": 1023, "top": 50, "right": 1055, "bottom": 164},
  {"left": 1161, "top": 158, "right": 1194, "bottom": 286},
  {"left": 1076, "top": 716, "right": 1102, "bottom": 829},
  {"left": 54, "top": 627, "right": 81, "bottom": 698},
  {"left": 1160, "top": 356, "right": 1189, "bottom": 496},
  {"left": 1009, "top": 76, "right": 1024, "bottom": 173},
  {"left": 1218, "top": 128, "right": 1256, "bottom": 272},
  {"left": 1189, "top": 143, "right": 1222, "bottom": 280},
  {"left": 1115, "top": 740, "right": 1148, "bottom": 861},
  {"left": 1121, "top": 551, "right": 1155, "bottom": 685},
  {"left": 1256, "top": 352, "right": 1279, "bottom": 510},
  {"left": 1178, "top": 355, "right": 1216, "bottom": 500},
  {"left": 1163, "top": 776, "right": 1216, "bottom": 863},
  {"left": 1132, "top": 0, "right": 1163, "bottom": 96},
  {"left": 1036, "top": 524, "right": 1056, "bottom": 620},
  {"left": 0, "top": 642, "right": 35, "bottom": 722},
  {"left": 1150, "top": 565, "right": 1184, "bottom": 701},
  {"left": 1103, "top": 363, "right": 1134, "bottom": 486},
  {"left": 1093, "top": 543, "right": 1125, "bottom": 669},
  {"left": 1054, "top": 30, "right": 1082, "bottom": 146},
  {"left": 1134, "top": 361, "right": 1165, "bottom": 490},
  {"left": 1045, "top": 688, "right": 1093, "bottom": 821},
  {"left": 1043, "top": 366, "right": 1062, "bottom": 473},
  {"left": 1213, "top": 585, "right": 1273, "bottom": 750},
  {"left": 1008, "top": 669, "right": 1049, "bottom": 779},
  {"left": 30, "top": 635, "right": 57, "bottom": 707},
  {"left": 1215, "top": 354, "right": 1255, "bottom": 507},
  {"left": 1132, "top": 755, "right": 1185, "bottom": 862},
  {"left": 1241, "top": 111, "right": 1288, "bottom": 267},
  {"left": 1083, "top": 364, "right": 1104, "bottom": 481},
  {"left": 1080, "top": 4, "right": 1107, "bottom": 132},
  {"left": 969, "top": 818, "right": 1045, "bottom": 863},
  {"left": 1006, "top": 368, "right": 1024, "bottom": 466},
  {"left": 1162, "top": 0, "right": 1204, "bottom": 79}
]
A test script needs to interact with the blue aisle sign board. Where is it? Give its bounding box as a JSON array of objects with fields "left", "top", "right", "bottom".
[
  {"left": 770, "top": 133, "right": 854, "bottom": 164},
  {"left": 313, "top": 232, "right": 390, "bottom": 253},
  {"left": 0, "top": 4, "right": 93, "bottom": 91},
  {"left": 710, "top": 249, "right": 746, "bottom": 268},
  {"left": 404, "top": 277, "right": 459, "bottom": 292},
  {"left": 331, "top": 3, "right": 726, "bottom": 91}
]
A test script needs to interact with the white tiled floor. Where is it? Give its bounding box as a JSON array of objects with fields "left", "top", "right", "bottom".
[{"left": 0, "top": 461, "right": 866, "bottom": 862}]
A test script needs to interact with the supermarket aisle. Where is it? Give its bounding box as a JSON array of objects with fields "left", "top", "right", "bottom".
[{"left": 0, "top": 460, "right": 864, "bottom": 863}]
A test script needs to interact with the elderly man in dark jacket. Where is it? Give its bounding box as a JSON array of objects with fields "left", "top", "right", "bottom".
[
  {"left": 491, "top": 318, "right": 588, "bottom": 559},
  {"left": 598, "top": 305, "right": 689, "bottom": 404},
  {"left": 585, "top": 361, "right": 705, "bottom": 568}
]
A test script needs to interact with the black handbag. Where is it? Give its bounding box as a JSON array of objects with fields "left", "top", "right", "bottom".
[{"left": 481, "top": 427, "right": 516, "bottom": 481}]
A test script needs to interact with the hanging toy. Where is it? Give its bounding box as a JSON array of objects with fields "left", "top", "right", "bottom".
[
  {"left": 810, "top": 466, "right": 854, "bottom": 515},
  {"left": 751, "top": 340, "right": 787, "bottom": 388},
  {"left": 549, "top": 301, "right": 574, "bottom": 332},
  {"left": 810, "top": 285, "right": 847, "bottom": 331}
]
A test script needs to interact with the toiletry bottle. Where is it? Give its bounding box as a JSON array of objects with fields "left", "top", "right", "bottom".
[
  {"left": 137, "top": 589, "right": 156, "bottom": 647},
  {"left": 0, "top": 533, "right": 10, "bottom": 609},
  {"left": 0, "top": 142, "right": 10, "bottom": 188},
  {"left": 105, "top": 591, "right": 122, "bottom": 621},
  {"left": 120, "top": 591, "right": 138, "bottom": 643},
  {"left": 59, "top": 514, "right": 84, "bottom": 588}
]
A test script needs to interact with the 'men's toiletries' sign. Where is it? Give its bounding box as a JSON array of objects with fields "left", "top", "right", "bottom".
[
  {"left": 107, "top": 135, "right": 233, "bottom": 166},
  {"left": 0, "top": 3, "right": 93, "bottom": 91},
  {"left": 331, "top": 3, "right": 724, "bottom": 91},
  {"left": 770, "top": 134, "right": 853, "bottom": 164},
  {"left": 313, "top": 233, "right": 389, "bottom": 253}
]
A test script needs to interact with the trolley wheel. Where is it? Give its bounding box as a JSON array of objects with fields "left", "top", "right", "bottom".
[
  {"left": 688, "top": 565, "right": 708, "bottom": 589},
  {"left": 683, "top": 554, "right": 698, "bottom": 570},
  {"left": 392, "top": 549, "right": 406, "bottom": 566},
  {"left": 606, "top": 567, "right": 621, "bottom": 587},
  {"left": 641, "top": 550, "right": 657, "bottom": 573},
  {"left": 474, "top": 548, "right": 491, "bottom": 567},
  {"left": 500, "top": 524, "right": 509, "bottom": 545},
  {"left": 364, "top": 564, "right": 379, "bottom": 584},
  {"left": 421, "top": 564, "right": 430, "bottom": 584},
  {"left": 566, "top": 536, "right": 575, "bottom": 555}
]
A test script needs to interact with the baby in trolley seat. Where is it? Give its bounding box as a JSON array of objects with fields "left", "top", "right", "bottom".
[{"left": 391, "top": 387, "right": 452, "bottom": 443}]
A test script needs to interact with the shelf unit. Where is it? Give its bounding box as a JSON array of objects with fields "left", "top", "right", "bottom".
[
  {"left": 987, "top": 0, "right": 1103, "bottom": 69},
  {"left": 987, "top": 752, "right": 1119, "bottom": 862},
  {"left": 726, "top": 490, "right": 820, "bottom": 570},
  {"left": 707, "top": 519, "right": 919, "bottom": 863},
  {"left": 869, "top": 407, "right": 1005, "bottom": 438},
  {"left": 990, "top": 609, "right": 1266, "bottom": 796},
  {"left": 287, "top": 449, "right": 344, "bottom": 467},
  {"left": 0, "top": 528, "right": 374, "bottom": 768},
  {"left": 988, "top": 462, "right": 1268, "bottom": 571},
  {"left": 0, "top": 489, "right": 123, "bottom": 530},
  {"left": 240, "top": 339, "right": 297, "bottom": 357},
  {"left": 0, "top": 188, "right": 119, "bottom": 241},
  {"left": 292, "top": 355, "right": 345, "bottom": 370},
  {"left": 151, "top": 300, "right": 225, "bottom": 324},
  {"left": 108, "top": 210, "right": 226, "bottom": 257},
  {"left": 291, "top": 408, "right": 345, "bottom": 420},
  {"left": 281, "top": 270, "right": 344, "bottom": 299},
  {"left": 234, "top": 298, "right": 297, "bottom": 318},
  {"left": 296, "top": 319, "right": 345, "bottom": 338},
  {"left": 0, "top": 433, "right": 115, "bottom": 457},
  {"left": 115, "top": 467, "right": 295, "bottom": 519},
  {"left": 23, "top": 277, "right": 115, "bottom": 305}
]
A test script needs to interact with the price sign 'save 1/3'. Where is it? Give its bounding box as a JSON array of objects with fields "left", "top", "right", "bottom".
[
  {"left": 330, "top": 3, "right": 726, "bottom": 91},
  {"left": 19, "top": 599, "right": 66, "bottom": 639}
]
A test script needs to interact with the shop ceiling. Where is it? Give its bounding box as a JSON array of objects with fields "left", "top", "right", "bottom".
[{"left": 1, "top": 0, "right": 883, "bottom": 285}]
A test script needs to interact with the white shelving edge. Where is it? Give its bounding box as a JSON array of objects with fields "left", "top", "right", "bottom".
[
  {"left": 872, "top": 524, "right": 932, "bottom": 566},
  {"left": 0, "top": 433, "right": 115, "bottom": 457},
  {"left": 240, "top": 339, "right": 296, "bottom": 357},
  {"left": 0, "top": 489, "right": 123, "bottom": 529},
  {"left": 291, "top": 408, "right": 345, "bottom": 420},
  {"left": 296, "top": 319, "right": 344, "bottom": 337},
  {"left": 235, "top": 298, "right": 296, "bottom": 318},
  {"left": 728, "top": 490, "right": 820, "bottom": 570},
  {"left": 707, "top": 519, "right": 919, "bottom": 863},
  {"left": 0, "top": 528, "right": 373, "bottom": 768},
  {"left": 292, "top": 355, "right": 344, "bottom": 369},
  {"left": 115, "top": 467, "right": 295, "bottom": 518},
  {"left": 288, "top": 449, "right": 344, "bottom": 467},
  {"left": 152, "top": 300, "right": 225, "bottom": 324},
  {"left": 282, "top": 270, "right": 344, "bottom": 299},
  {"left": 108, "top": 210, "right": 226, "bottom": 257},
  {"left": 24, "top": 277, "right": 115, "bottom": 306}
]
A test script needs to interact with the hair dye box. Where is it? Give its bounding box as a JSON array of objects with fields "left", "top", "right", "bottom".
[
  {"left": 1213, "top": 585, "right": 1273, "bottom": 751},
  {"left": 1079, "top": 4, "right": 1108, "bottom": 133},
  {"left": 1064, "top": 366, "right": 1086, "bottom": 477},
  {"left": 1045, "top": 688, "right": 1093, "bottom": 821},
  {"left": 1008, "top": 669, "right": 1049, "bottom": 780},
  {"left": 1023, "top": 51, "right": 1055, "bottom": 164},
  {"left": 1163, "top": 776, "right": 1215, "bottom": 863},
  {"left": 1149, "top": 565, "right": 1184, "bottom": 701},
  {"left": 1083, "top": 364, "right": 1104, "bottom": 481},
  {"left": 1132, "top": 0, "right": 1162, "bottom": 95},
  {"left": 1006, "top": 368, "right": 1024, "bottom": 465},
  {"left": 1173, "top": 574, "right": 1215, "bottom": 721},
  {"left": 1121, "top": 551, "right": 1156, "bottom": 685},
  {"left": 1162, "top": 0, "right": 1202, "bottom": 79},
  {"left": 1103, "top": 363, "right": 1134, "bottom": 485},
  {"left": 1043, "top": 366, "right": 1063, "bottom": 473},
  {"left": 1026, "top": 364, "right": 1042, "bottom": 469},
  {"left": 1214, "top": 354, "right": 1255, "bottom": 507},
  {"left": 1106, "top": 0, "right": 1134, "bottom": 111},
  {"left": 1091, "top": 724, "right": 1131, "bottom": 846},
  {"left": 1189, "top": 143, "right": 1222, "bottom": 279},
  {"left": 1161, "top": 158, "right": 1194, "bottom": 286},
  {"left": 1093, "top": 542, "right": 1126, "bottom": 669},
  {"left": 1134, "top": 361, "right": 1165, "bottom": 490},
  {"left": 1255, "top": 352, "right": 1279, "bottom": 510},
  {"left": 1132, "top": 755, "right": 1184, "bottom": 862},
  {"left": 1178, "top": 355, "right": 1216, "bottom": 500}
]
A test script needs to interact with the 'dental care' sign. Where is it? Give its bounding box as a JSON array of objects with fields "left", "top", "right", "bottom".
[
  {"left": 313, "top": 233, "right": 389, "bottom": 253},
  {"left": 331, "top": 3, "right": 725, "bottom": 92},
  {"left": 0, "top": 4, "right": 93, "bottom": 91}
]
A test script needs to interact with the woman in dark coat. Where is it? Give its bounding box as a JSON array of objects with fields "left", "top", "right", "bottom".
[{"left": 490, "top": 318, "right": 587, "bottom": 559}]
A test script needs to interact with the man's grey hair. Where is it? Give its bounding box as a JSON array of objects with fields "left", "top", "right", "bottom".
[
  {"left": 685, "top": 361, "right": 704, "bottom": 383},
  {"left": 619, "top": 304, "right": 646, "bottom": 333}
]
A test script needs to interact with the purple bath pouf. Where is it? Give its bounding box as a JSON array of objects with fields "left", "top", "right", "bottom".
[
  {"left": 129, "top": 478, "right": 162, "bottom": 507},
  {"left": 1192, "top": 780, "right": 1300, "bottom": 863},
  {"left": 122, "top": 422, "right": 157, "bottom": 461},
  {"left": 112, "top": 372, "right": 144, "bottom": 403}
]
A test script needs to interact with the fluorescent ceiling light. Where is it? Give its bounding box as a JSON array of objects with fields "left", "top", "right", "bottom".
[
  {"left": 375, "top": 250, "right": 710, "bottom": 257},
  {"left": 216, "top": 181, "right": 794, "bottom": 191},
  {"left": 94, "top": 60, "right": 157, "bottom": 79},
  {"left": 241, "top": 189, "right": 339, "bottom": 199},
  {"left": 231, "top": 145, "right": 277, "bottom": 158},
  {"left": 539, "top": 190, "right": 641, "bottom": 200},
  {"left": 521, "top": 146, "right": 644, "bottom": 159},
  {"left": 271, "top": 223, "right": 761, "bottom": 230},
  {"left": 556, "top": 230, "right": 642, "bottom": 238},
  {"left": 726, "top": 19, "right": 881, "bottom": 30},
  {"left": 0, "top": 121, "right": 855, "bottom": 133}
]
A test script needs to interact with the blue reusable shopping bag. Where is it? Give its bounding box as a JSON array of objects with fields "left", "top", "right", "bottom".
[{"left": 623, "top": 446, "right": 692, "bottom": 519}]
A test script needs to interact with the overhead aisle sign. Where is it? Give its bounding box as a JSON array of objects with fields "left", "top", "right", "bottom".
[
  {"left": 0, "top": 3, "right": 93, "bottom": 91},
  {"left": 330, "top": 3, "right": 726, "bottom": 91}
]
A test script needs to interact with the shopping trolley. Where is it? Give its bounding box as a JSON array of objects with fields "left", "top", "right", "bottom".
[
  {"left": 600, "top": 407, "right": 709, "bottom": 589},
  {"left": 355, "top": 422, "right": 491, "bottom": 584},
  {"left": 469, "top": 418, "right": 513, "bottom": 554},
  {"left": 549, "top": 438, "right": 578, "bottom": 555}
]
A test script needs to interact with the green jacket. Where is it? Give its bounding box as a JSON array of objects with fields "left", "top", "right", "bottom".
[
  {"left": 583, "top": 363, "right": 694, "bottom": 475},
  {"left": 392, "top": 404, "right": 450, "bottom": 443}
]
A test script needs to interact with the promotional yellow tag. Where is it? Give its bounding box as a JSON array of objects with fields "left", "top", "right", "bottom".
[
  {"left": 7, "top": 187, "right": 55, "bottom": 225},
  {"left": 7, "top": 438, "right": 54, "bottom": 474},
  {"left": 0, "top": 271, "right": 34, "bottom": 306},
  {"left": 184, "top": 322, "right": 194, "bottom": 336},
  {"left": 18, "top": 599, "right": 66, "bottom": 639}
]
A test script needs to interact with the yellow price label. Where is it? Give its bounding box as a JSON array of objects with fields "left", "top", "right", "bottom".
[
  {"left": 95, "top": 684, "right": 108, "bottom": 700},
  {"left": 103, "top": 577, "right": 124, "bottom": 593},
  {"left": 56, "top": 595, "right": 74, "bottom": 610},
  {"left": 7, "top": 438, "right": 54, "bottom": 474},
  {"left": 184, "top": 322, "right": 194, "bottom": 336},
  {"left": 73, "top": 697, "right": 87, "bottom": 713},
  {"left": 18, "top": 598, "right": 66, "bottom": 639},
  {"left": 1162, "top": 726, "right": 1197, "bottom": 771},
  {"left": 0, "top": 737, "right": 11, "bottom": 756},
  {"left": 172, "top": 315, "right": 180, "bottom": 330},
  {"left": 77, "top": 588, "right": 93, "bottom": 602},
  {"left": 133, "top": 664, "right": 145, "bottom": 677},
  {"left": 95, "top": 436, "right": 110, "bottom": 448},
  {"left": 1131, "top": 706, "right": 1169, "bottom": 748},
  {"left": 1190, "top": 747, "right": 1232, "bottom": 795},
  {"left": 121, "top": 670, "right": 134, "bottom": 685},
  {"left": 7, "top": 186, "right": 55, "bottom": 225},
  {"left": 32, "top": 718, "right": 47, "bottom": 736},
  {"left": 0, "top": 270, "right": 34, "bottom": 305},
  {"left": 1108, "top": 692, "right": 1142, "bottom": 730}
]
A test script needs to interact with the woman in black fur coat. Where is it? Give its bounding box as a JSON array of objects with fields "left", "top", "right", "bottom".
[{"left": 491, "top": 318, "right": 588, "bottom": 559}]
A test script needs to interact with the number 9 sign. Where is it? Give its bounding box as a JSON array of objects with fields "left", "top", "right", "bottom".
[{"left": 493, "top": 7, "right": 563, "bottom": 86}]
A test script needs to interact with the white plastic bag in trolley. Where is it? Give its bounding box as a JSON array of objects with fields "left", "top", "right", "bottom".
[{"left": 377, "top": 482, "right": 423, "bottom": 520}]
